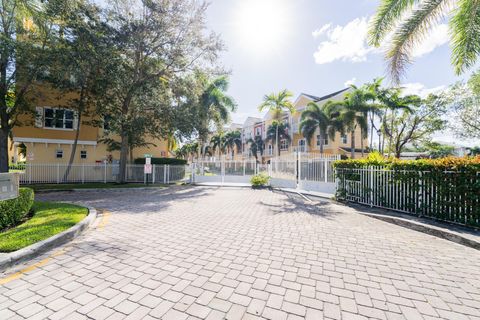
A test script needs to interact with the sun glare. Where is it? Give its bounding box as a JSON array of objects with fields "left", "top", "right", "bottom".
[{"left": 233, "top": 0, "right": 292, "bottom": 57}]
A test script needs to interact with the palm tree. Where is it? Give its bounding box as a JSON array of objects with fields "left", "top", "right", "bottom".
[
  {"left": 223, "top": 131, "right": 242, "bottom": 159},
  {"left": 247, "top": 135, "right": 265, "bottom": 163},
  {"left": 368, "top": 0, "right": 480, "bottom": 83},
  {"left": 266, "top": 122, "right": 291, "bottom": 156},
  {"left": 299, "top": 102, "right": 343, "bottom": 154},
  {"left": 210, "top": 133, "right": 226, "bottom": 157},
  {"left": 258, "top": 90, "right": 295, "bottom": 158},
  {"left": 199, "top": 76, "right": 237, "bottom": 151},
  {"left": 324, "top": 88, "right": 374, "bottom": 158}
]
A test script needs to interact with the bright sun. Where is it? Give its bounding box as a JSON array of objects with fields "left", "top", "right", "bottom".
[{"left": 233, "top": 0, "right": 292, "bottom": 56}]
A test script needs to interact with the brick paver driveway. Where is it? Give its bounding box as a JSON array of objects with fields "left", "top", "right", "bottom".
[{"left": 1, "top": 187, "right": 480, "bottom": 320}]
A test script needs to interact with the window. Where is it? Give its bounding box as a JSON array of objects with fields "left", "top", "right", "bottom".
[
  {"left": 255, "top": 127, "right": 261, "bottom": 136},
  {"left": 342, "top": 134, "right": 348, "bottom": 144},
  {"left": 56, "top": 150, "right": 63, "bottom": 159},
  {"left": 268, "top": 145, "right": 273, "bottom": 155},
  {"left": 80, "top": 150, "right": 87, "bottom": 159},
  {"left": 298, "top": 139, "right": 306, "bottom": 152},
  {"left": 317, "top": 135, "right": 328, "bottom": 146},
  {"left": 280, "top": 139, "right": 288, "bottom": 151},
  {"left": 44, "top": 108, "right": 74, "bottom": 129}
]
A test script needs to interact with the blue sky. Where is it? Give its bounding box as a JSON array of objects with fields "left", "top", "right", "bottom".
[{"left": 206, "top": 0, "right": 469, "bottom": 128}]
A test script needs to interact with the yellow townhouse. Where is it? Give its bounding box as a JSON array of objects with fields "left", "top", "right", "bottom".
[
  {"left": 242, "top": 88, "right": 369, "bottom": 161},
  {"left": 8, "top": 84, "right": 170, "bottom": 165}
]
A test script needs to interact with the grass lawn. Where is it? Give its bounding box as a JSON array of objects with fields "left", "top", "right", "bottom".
[
  {"left": 0, "top": 202, "right": 88, "bottom": 252},
  {"left": 27, "top": 183, "right": 166, "bottom": 192}
]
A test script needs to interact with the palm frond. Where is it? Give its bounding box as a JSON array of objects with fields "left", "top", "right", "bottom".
[
  {"left": 450, "top": 0, "right": 480, "bottom": 74},
  {"left": 386, "top": 0, "right": 451, "bottom": 83},
  {"left": 368, "top": 0, "right": 417, "bottom": 46}
]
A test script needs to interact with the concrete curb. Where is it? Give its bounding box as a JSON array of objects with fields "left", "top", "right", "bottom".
[
  {"left": 0, "top": 204, "right": 97, "bottom": 271},
  {"left": 35, "top": 187, "right": 166, "bottom": 193}
]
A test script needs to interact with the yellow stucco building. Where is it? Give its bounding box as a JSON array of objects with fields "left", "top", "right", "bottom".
[{"left": 8, "top": 85, "right": 170, "bottom": 164}]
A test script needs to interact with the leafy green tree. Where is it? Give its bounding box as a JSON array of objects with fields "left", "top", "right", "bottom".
[
  {"left": 422, "top": 142, "right": 455, "bottom": 159},
  {"left": 46, "top": 1, "right": 111, "bottom": 181},
  {"left": 383, "top": 95, "right": 447, "bottom": 158},
  {"left": 300, "top": 102, "right": 344, "bottom": 154},
  {"left": 369, "top": 0, "right": 480, "bottom": 83},
  {"left": 0, "top": 0, "right": 59, "bottom": 172},
  {"left": 247, "top": 135, "right": 265, "bottom": 163},
  {"left": 258, "top": 90, "right": 295, "bottom": 157},
  {"left": 97, "top": 0, "right": 223, "bottom": 183},
  {"left": 266, "top": 122, "right": 291, "bottom": 156}
]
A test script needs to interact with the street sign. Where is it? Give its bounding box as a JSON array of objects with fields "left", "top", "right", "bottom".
[
  {"left": 144, "top": 154, "right": 152, "bottom": 158},
  {"left": 144, "top": 164, "right": 152, "bottom": 174},
  {"left": 145, "top": 157, "right": 151, "bottom": 165}
]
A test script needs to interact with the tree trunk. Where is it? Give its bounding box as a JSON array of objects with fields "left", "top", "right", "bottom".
[
  {"left": 320, "top": 132, "right": 324, "bottom": 154},
  {"left": 0, "top": 126, "right": 9, "bottom": 173},
  {"left": 350, "top": 131, "right": 355, "bottom": 159},
  {"left": 63, "top": 112, "right": 82, "bottom": 182},
  {"left": 118, "top": 131, "right": 129, "bottom": 183},
  {"left": 360, "top": 127, "right": 365, "bottom": 158}
]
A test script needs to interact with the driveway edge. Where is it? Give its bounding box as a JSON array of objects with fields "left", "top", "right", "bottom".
[{"left": 0, "top": 204, "right": 97, "bottom": 271}]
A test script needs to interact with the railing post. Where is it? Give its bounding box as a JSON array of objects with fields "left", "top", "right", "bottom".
[
  {"left": 104, "top": 163, "right": 107, "bottom": 184},
  {"left": 82, "top": 164, "right": 85, "bottom": 184},
  {"left": 324, "top": 160, "right": 328, "bottom": 183},
  {"left": 57, "top": 163, "right": 60, "bottom": 184},
  {"left": 369, "top": 166, "right": 374, "bottom": 207},
  {"left": 243, "top": 161, "right": 246, "bottom": 176},
  {"left": 164, "top": 165, "right": 167, "bottom": 183},
  {"left": 152, "top": 164, "right": 156, "bottom": 184},
  {"left": 167, "top": 165, "right": 170, "bottom": 184}
]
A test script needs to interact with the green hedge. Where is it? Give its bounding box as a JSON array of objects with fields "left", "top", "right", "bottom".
[
  {"left": 0, "top": 188, "right": 35, "bottom": 230},
  {"left": 134, "top": 158, "right": 187, "bottom": 165}
]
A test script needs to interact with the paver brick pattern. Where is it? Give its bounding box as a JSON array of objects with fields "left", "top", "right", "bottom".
[{"left": 1, "top": 186, "right": 480, "bottom": 320}]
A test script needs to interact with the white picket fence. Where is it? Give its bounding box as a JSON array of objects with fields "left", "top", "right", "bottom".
[
  {"left": 335, "top": 167, "right": 480, "bottom": 227},
  {"left": 16, "top": 163, "right": 190, "bottom": 185}
]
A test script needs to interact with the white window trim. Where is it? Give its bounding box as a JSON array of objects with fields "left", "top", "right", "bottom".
[{"left": 43, "top": 107, "right": 76, "bottom": 131}]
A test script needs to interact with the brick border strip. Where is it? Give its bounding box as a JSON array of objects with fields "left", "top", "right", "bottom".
[{"left": 0, "top": 204, "right": 97, "bottom": 271}]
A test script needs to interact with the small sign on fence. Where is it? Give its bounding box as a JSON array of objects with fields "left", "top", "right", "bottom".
[
  {"left": 144, "top": 164, "right": 152, "bottom": 174},
  {"left": 0, "top": 173, "right": 20, "bottom": 201}
]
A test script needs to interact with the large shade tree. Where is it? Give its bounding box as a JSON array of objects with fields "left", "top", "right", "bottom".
[
  {"left": 97, "top": 0, "right": 223, "bottom": 182},
  {"left": 0, "top": 0, "right": 59, "bottom": 172},
  {"left": 369, "top": 0, "right": 480, "bottom": 83}
]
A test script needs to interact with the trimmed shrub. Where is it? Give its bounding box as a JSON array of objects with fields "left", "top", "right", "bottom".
[
  {"left": 251, "top": 173, "right": 270, "bottom": 188},
  {"left": 134, "top": 158, "right": 187, "bottom": 165},
  {"left": 0, "top": 188, "right": 35, "bottom": 230}
]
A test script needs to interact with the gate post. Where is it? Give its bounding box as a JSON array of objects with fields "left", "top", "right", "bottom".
[
  {"left": 297, "top": 151, "right": 301, "bottom": 189},
  {"left": 243, "top": 161, "right": 246, "bottom": 176},
  {"left": 324, "top": 160, "right": 328, "bottom": 183},
  {"left": 104, "top": 163, "right": 107, "bottom": 184},
  {"left": 164, "top": 165, "right": 167, "bottom": 183},
  {"left": 152, "top": 164, "right": 156, "bottom": 184}
]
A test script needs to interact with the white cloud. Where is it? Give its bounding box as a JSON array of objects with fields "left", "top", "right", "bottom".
[
  {"left": 313, "top": 17, "right": 375, "bottom": 64},
  {"left": 401, "top": 82, "right": 446, "bottom": 97},
  {"left": 312, "top": 17, "right": 449, "bottom": 65},
  {"left": 312, "top": 24, "right": 331, "bottom": 38},
  {"left": 344, "top": 78, "right": 356, "bottom": 87},
  {"left": 411, "top": 24, "right": 449, "bottom": 58}
]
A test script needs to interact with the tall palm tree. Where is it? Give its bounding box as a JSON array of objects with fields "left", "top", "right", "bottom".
[
  {"left": 210, "top": 133, "right": 226, "bottom": 157},
  {"left": 258, "top": 89, "right": 295, "bottom": 158},
  {"left": 223, "top": 131, "right": 242, "bottom": 159},
  {"left": 299, "top": 102, "right": 343, "bottom": 154},
  {"left": 368, "top": 0, "right": 480, "bottom": 83},
  {"left": 324, "top": 88, "right": 374, "bottom": 158},
  {"left": 247, "top": 135, "right": 265, "bottom": 163},
  {"left": 199, "top": 76, "right": 237, "bottom": 153},
  {"left": 266, "top": 122, "right": 291, "bottom": 156}
]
